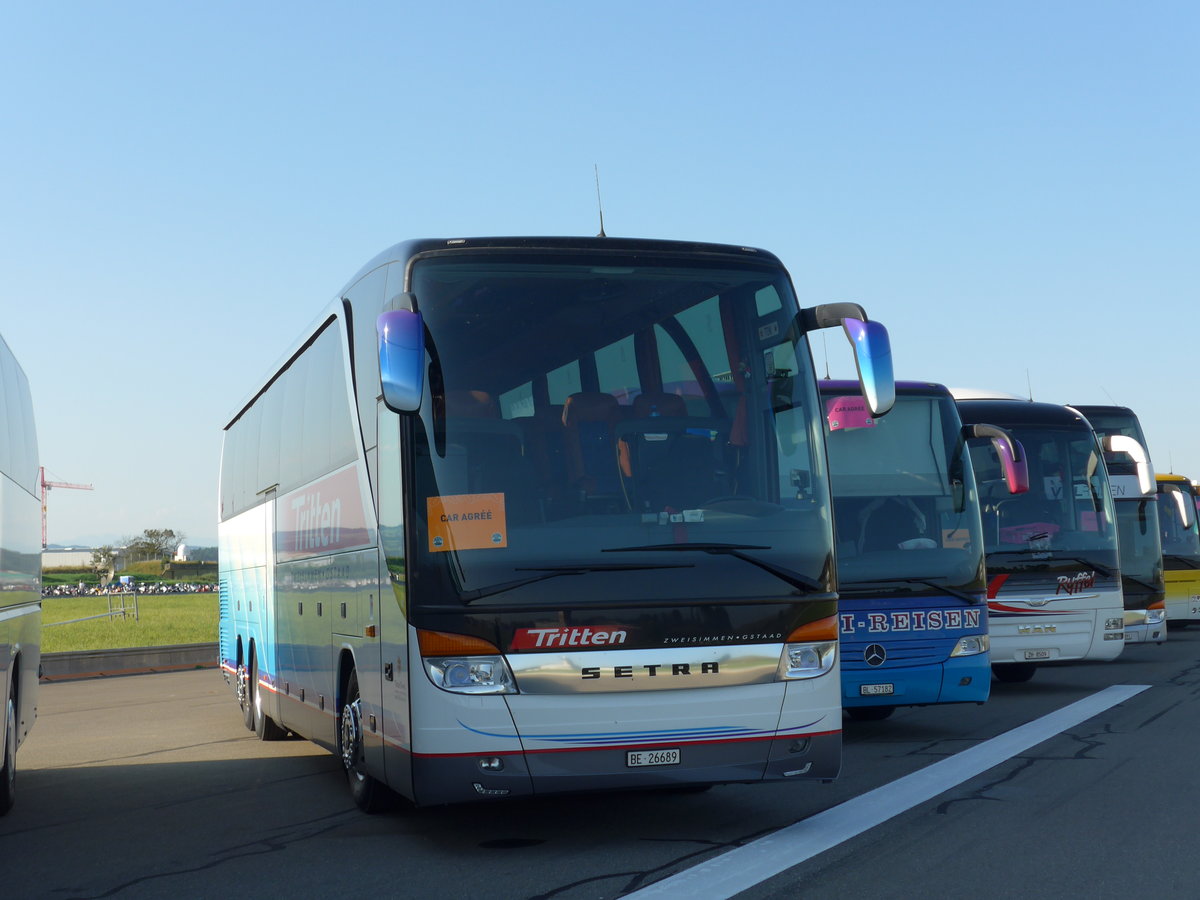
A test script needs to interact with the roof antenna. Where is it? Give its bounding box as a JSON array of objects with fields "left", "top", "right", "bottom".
[
  {"left": 822, "top": 332, "right": 831, "bottom": 379},
  {"left": 1101, "top": 386, "right": 1118, "bottom": 405},
  {"left": 1026, "top": 368, "right": 1034, "bottom": 401},
  {"left": 594, "top": 164, "right": 607, "bottom": 237}
]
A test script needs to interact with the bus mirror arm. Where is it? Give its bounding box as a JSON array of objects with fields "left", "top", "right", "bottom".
[
  {"left": 965, "top": 424, "right": 1029, "bottom": 495},
  {"left": 802, "top": 302, "right": 868, "bottom": 331},
  {"left": 385, "top": 291, "right": 418, "bottom": 313},
  {"left": 378, "top": 308, "right": 425, "bottom": 413}
]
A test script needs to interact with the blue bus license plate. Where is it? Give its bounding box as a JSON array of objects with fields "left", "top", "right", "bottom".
[
  {"left": 860, "top": 683, "right": 894, "bottom": 695},
  {"left": 627, "top": 749, "right": 680, "bottom": 767}
]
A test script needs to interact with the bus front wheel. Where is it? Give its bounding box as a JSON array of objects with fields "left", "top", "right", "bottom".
[
  {"left": 339, "top": 670, "right": 389, "bottom": 813},
  {"left": 0, "top": 681, "right": 16, "bottom": 814}
]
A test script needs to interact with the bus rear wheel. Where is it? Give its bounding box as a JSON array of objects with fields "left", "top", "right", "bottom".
[
  {"left": 1, "top": 682, "right": 16, "bottom": 815},
  {"left": 993, "top": 663, "right": 1036, "bottom": 683},
  {"left": 846, "top": 705, "right": 895, "bottom": 722},
  {"left": 339, "top": 670, "right": 389, "bottom": 813},
  {"left": 237, "top": 659, "right": 254, "bottom": 732}
]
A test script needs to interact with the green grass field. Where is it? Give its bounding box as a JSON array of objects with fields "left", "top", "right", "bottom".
[{"left": 41, "top": 594, "right": 218, "bottom": 653}]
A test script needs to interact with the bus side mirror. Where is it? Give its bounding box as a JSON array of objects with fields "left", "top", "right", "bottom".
[
  {"left": 377, "top": 309, "right": 425, "bottom": 413},
  {"left": 966, "top": 424, "right": 1029, "bottom": 494},
  {"left": 841, "top": 317, "right": 894, "bottom": 418},
  {"left": 1165, "top": 485, "right": 1194, "bottom": 530},
  {"left": 1103, "top": 434, "right": 1154, "bottom": 495},
  {"left": 804, "top": 303, "right": 895, "bottom": 417}
]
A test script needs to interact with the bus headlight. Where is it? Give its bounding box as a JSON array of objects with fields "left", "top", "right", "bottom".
[
  {"left": 1104, "top": 617, "right": 1124, "bottom": 631},
  {"left": 1146, "top": 609, "right": 1166, "bottom": 625},
  {"left": 778, "top": 641, "right": 837, "bottom": 680},
  {"left": 950, "top": 634, "right": 989, "bottom": 657},
  {"left": 424, "top": 656, "right": 516, "bottom": 694}
]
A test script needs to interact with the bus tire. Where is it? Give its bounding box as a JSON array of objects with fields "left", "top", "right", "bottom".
[
  {"left": 252, "top": 655, "right": 287, "bottom": 742},
  {"left": 238, "top": 657, "right": 254, "bottom": 732},
  {"left": 340, "top": 670, "right": 389, "bottom": 813},
  {"left": 993, "top": 663, "right": 1036, "bottom": 683},
  {"left": 846, "top": 705, "right": 895, "bottom": 721},
  {"left": 0, "top": 681, "right": 16, "bottom": 815}
]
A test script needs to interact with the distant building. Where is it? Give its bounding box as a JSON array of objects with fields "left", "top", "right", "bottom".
[
  {"left": 42, "top": 547, "right": 130, "bottom": 571},
  {"left": 174, "top": 544, "right": 190, "bottom": 562},
  {"left": 42, "top": 548, "right": 94, "bottom": 569}
]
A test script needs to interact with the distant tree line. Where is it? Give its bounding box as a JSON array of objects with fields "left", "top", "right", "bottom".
[
  {"left": 86, "top": 529, "right": 220, "bottom": 578},
  {"left": 124, "top": 528, "right": 186, "bottom": 562},
  {"left": 88, "top": 527, "right": 189, "bottom": 576}
]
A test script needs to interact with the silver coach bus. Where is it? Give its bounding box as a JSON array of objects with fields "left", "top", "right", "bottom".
[
  {"left": 0, "top": 332, "right": 41, "bottom": 814},
  {"left": 219, "top": 236, "right": 894, "bottom": 809}
]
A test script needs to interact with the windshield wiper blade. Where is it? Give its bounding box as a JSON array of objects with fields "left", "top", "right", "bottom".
[
  {"left": 1046, "top": 555, "right": 1116, "bottom": 578},
  {"left": 986, "top": 550, "right": 1115, "bottom": 578},
  {"left": 602, "top": 542, "right": 824, "bottom": 594},
  {"left": 842, "top": 577, "right": 982, "bottom": 605},
  {"left": 459, "top": 563, "right": 693, "bottom": 602}
]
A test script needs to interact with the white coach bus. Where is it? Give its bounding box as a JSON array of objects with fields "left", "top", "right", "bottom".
[
  {"left": 0, "top": 332, "right": 41, "bottom": 814},
  {"left": 218, "top": 236, "right": 894, "bottom": 809}
]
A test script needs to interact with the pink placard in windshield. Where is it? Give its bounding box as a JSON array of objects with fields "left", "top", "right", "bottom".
[{"left": 826, "top": 396, "right": 876, "bottom": 431}]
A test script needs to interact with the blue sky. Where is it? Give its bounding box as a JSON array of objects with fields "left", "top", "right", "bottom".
[{"left": 2, "top": 2, "right": 1196, "bottom": 547}]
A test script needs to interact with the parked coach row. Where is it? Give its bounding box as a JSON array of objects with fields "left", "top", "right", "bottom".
[
  {"left": 3, "top": 234, "right": 1190, "bottom": 817},
  {"left": 212, "top": 235, "right": 1196, "bottom": 812}
]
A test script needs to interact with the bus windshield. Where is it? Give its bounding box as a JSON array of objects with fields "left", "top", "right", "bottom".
[
  {"left": 1117, "top": 496, "right": 1165, "bottom": 585},
  {"left": 823, "top": 388, "right": 983, "bottom": 593},
  {"left": 1072, "top": 406, "right": 1149, "bottom": 479},
  {"left": 967, "top": 425, "right": 1118, "bottom": 558},
  {"left": 1159, "top": 483, "right": 1200, "bottom": 562},
  {"left": 405, "top": 252, "right": 832, "bottom": 609}
]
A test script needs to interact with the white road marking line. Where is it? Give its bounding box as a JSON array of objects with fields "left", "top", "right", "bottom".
[{"left": 625, "top": 684, "right": 1150, "bottom": 899}]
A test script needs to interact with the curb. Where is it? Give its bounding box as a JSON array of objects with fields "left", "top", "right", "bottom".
[{"left": 40, "top": 643, "right": 219, "bottom": 682}]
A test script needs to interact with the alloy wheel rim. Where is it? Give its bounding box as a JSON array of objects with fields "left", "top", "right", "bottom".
[{"left": 340, "top": 699, "right": 363, "bottom": 776}]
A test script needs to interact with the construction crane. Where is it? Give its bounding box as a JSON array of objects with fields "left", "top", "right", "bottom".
[{"left": 40, "top": 466, "right": 93, "bottom": 548}]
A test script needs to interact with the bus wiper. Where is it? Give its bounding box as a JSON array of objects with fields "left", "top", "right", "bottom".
[
  {"left": 459, "top": 563, "right": 693, "bottom": 602},
  {"left": 602, "top": 542, "right": 824, "bottom": 594},
  {"left": 1164, "top": 554, "right": 1200, "bottom": 570},
  {"left": 842, "top": 577, "right": 982, "bottom": 605},
  {"left": 986, "top": 550, "right": 1114, "bottom": 578},
  {"left": 1048, "top": 556, "right": 1115, "bottom": 578}
]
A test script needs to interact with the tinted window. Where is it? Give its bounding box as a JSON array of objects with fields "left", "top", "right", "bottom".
[{"left": 221, "top": 319, "right": 358, "bottom": 520}]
